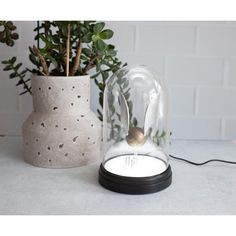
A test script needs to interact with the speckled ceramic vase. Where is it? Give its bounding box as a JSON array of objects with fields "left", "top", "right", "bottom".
[{"left": 22, "top": 75, "right": 101, "bottom": 168}]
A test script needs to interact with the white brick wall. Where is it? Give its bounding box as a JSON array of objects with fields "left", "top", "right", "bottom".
[
  {"left": 139, "top": 24, "right": 195, "bottom": 54},
  {"left": 1, "top": 21, "right": 236, "bottom": 140},
  {"left": 197, "top": 26, "right": 236, "bottom": 56},
  {"left": 166, "top": 57, "right": 223, "bottom": 86}
]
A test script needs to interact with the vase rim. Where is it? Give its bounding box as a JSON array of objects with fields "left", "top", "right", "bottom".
[{"left": 31, "top": 74, "right": 90, "bottom": 81}]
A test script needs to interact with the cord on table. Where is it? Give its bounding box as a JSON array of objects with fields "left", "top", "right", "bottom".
[{"left": 169, "top": 154, "right": 236, "bottom": 166}]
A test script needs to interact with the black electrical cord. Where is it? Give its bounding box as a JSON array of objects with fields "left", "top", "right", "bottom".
[{"left": 169, "top": 154, "right": 236, "bottom": 166}]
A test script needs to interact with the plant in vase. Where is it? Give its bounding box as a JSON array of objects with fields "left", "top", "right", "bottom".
[{"left": 0, "top": 21, "right": 126, "bottom": 168}]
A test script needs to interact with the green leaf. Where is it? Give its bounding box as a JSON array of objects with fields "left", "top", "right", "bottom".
[
  {"left": 45, "top": 54, "right": 58, "bottom": 68},
  {"left": 92, "top": 34, "right": 100, "bottom": 42},
  {"left": 123, "top": 80, "right": 129, "bottom": 89},
  {"left": 106, "top": 49, "right": 116, "bottom": 57},
  {"left": 97, "top": 109, "right": 103, "bottom": 118},
  {"left": 9, "top": 72, "right": 17, "bottom": 79},
  {"left": 10, "top": 57, "right": 16, "bottom": 64},
  {"left": 82, "top": 32, "right": 92, "bottom": 43},
  {"left": 99, "top": 95, "right": 103, "bottom": 107},
  {"left": 99, "top": 29, "right": 113, "bottom": 40},
  {"left": 19, "top": 90, "right": 28, "bottom": 95},
  {"left": 80, "top": 55, "right": 88, "bottom": 60},
  {"left": 6, "top": 39, "right": 14, "bottom": 47},
  {"left": 0, "top": 31, "right": 5, "bottom": 39},
  {"left": 132, "top": 117, "right": 138, "bottom": 127},
  {"left": 15, "top": 63, "right": 22, "bottom": 71},
  {"left": 95, "top": 39, "right": 106, "bottom": 52},
  {"left": 3, "top": 65, "right": 12, "bottom": 71},
  {"left": 16, "top": 80, "right": 24, "bottom": 86},
  {"left": 11, "top": 32, "right": 19, "bottom": 40},
  {"left": 29, "top": 54, "right": 39, "bottom": 67},
  {"left": 160, "top": 131, "right": 166, "bottom": 138},
  {"left": 93, "top": 22, "right": 105, "bottom": 34},
  {"left": 6, "top": 21, "right": 16, "bottom": 30},
  {"left": 98, "top": 82, "right": 105, "bottom": 90},
  {"left": 101, "top": 71, "right": 109, "bottom": 82},
  {"left": 82, "top": 48, "right": 92, "bottom": 57},
  {"left": 107, "top": 44, "right": 115, "bottom": 50},
  {"left": 91, "top": 72, "right": 100, "bottom": 79},
  {"left": 1, "top": 60, "right": 9, "bottom": 64},
  {"left": 127, "top": 101, "right": 133, "bottom": 111}
]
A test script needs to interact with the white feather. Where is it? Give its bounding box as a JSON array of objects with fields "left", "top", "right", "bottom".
[
  {"left": 144, "top": 93, "right": 159, "bottom": 136},
  {"left": 118, "top": 91, "right": 129, "bottom": 135}
]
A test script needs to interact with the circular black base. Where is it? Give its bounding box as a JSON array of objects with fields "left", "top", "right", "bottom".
[{"left": 99, "top": 164, "right": 172, "bottom": 194}]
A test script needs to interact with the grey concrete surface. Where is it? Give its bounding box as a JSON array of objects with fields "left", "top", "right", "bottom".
[{"left": 0, "top": 136, "right": 235, "bottom": 214}]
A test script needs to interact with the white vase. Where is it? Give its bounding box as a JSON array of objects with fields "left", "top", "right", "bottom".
[{"left": 22, "top": 75, "right": 101, "bottom": 168}]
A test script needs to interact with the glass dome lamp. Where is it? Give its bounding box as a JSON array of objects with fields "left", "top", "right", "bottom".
[{"left": 99, "top": 65, "right": 172, "bottom": 194}]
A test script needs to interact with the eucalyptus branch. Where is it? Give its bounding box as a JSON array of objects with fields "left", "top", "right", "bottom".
[
  {"left": 2, "top": 57, "right": 32, "bottom": 95},
  {"left": 13, "top": 68, "right": 32, "bottom": 95}
]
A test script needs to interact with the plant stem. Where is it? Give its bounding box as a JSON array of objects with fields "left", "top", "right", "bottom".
[
  {"left": 71, "top": 42, "right": 82, "bottom": 76},
  {"left": 82, "top": 56, "right": 97, "bottom": 75},
  {"left": 66, "top": 23, "right": 71, "bottom": 77},
  {"left": 32, "top": 45, "right": 49, "bottom": 75}
]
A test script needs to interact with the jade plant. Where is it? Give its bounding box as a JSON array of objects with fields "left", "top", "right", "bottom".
[{"left": 0, "top": 21, "right": 126, "bottom": 121}]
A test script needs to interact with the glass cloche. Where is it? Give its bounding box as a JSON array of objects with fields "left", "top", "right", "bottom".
[{"left": 99, "top": 65, "right": 172, "bottom": 194}]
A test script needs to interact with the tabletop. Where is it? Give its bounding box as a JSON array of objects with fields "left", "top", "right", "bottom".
[{"left": 0, "top": 136, "right": 235, "bottom": 215}]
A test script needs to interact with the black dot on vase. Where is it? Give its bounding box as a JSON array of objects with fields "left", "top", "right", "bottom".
[
  {"left": 48, "top": 87, "right": 51, "bottom": 90},
  {"left": 86, "top": 99, "right": 89, "bottom": 102},
  {"left": 59, "top": 144, "right": 64, "bottom": 149},
  {"left": 64, "top": 128, "right": 67, "bottom": 131},
  {"left": 38, "top": 152, "right": 40, "bottom": 155},
  {"left": 65, "top": 153, "right": 68, "bottom": 157},
  {"left": 73, "top": 136, "right": 78, "bottom": 142},
  {"left": 32, "top": 122, "right": 34, "bottom": 125},
  {"left": 77, "top": 95, "right": 81, "bottom": 99},
  {"left": 47, "top": 147, "right": 51, "bottom": 150},
  {"left": 76, "top": 119, "right": 79, "bottom": 122},
  {"left": 81, "top": 115, "right": 84, "bottom": 118},
  {"left": 82, "top": 153, "right": 85, "bottom": 156},
  {"left": 41, "top": 122, "right": 45, "bottom": 127},
  {"left": 49, "top": 159, "right": 51, "bottom": 162},
  {"left": 39, "top": 87, "right": 41, "bottom": 91},
  {"left": 93, "top": 142, "right": 96, "bottom": 144},
  {"left": 71, "top": 103, "right": 74, "bottom": 106},
  {"left": 55, "top": 125, "right": 59, "bottom": 128},
  {"left": 53, "top": 107, "right": 58, "bottom": 110},
  {"left": 72, "top": 86, "right": 75, "bottom": 89},
  {"left": 91, "top": 124, "right": 94, "bottom": 127},
  {"left": 36, "top": 139, "right": 38, "bottom": 142},
  {"left": 62, "top": 88, "right": 64, "bottom": 91},
  {"left": 88, "top": 137, "right": 90, "bottom": 140}
]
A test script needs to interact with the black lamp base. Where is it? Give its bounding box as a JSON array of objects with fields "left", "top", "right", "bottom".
[{"left": 99, "top": 164, "right": 172, "bottom": 194}]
